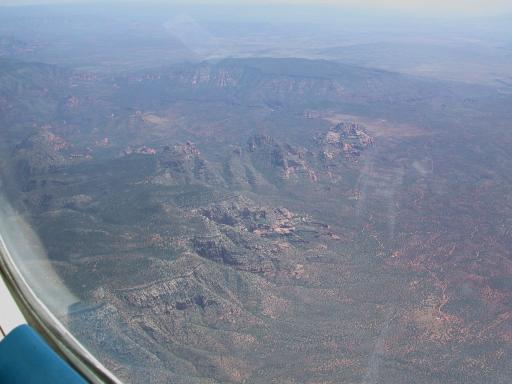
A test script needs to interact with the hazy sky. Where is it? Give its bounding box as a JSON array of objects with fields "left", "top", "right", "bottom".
[{"left": 0, "top": 0, "right": 511, "bottom": 15}]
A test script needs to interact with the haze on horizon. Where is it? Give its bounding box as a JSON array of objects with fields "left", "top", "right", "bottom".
[{"left": 0, "top": 0, "right": 511, "bottom": 16}]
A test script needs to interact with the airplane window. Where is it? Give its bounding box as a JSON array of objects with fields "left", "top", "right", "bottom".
[{"left": 1, "top": 1, "right": 511, "bottom": 383}]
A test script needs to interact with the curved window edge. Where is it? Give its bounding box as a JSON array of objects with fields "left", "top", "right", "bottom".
[{"left": 0, "top": 235, "right": 122, "bottom": 384}]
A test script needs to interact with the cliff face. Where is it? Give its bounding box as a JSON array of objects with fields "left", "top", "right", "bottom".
[
  {"left": 317, "top": 122, "right": 374, "bottom": 162},
  {"left": 145, "top": 123, "right": 375, "bottom": 192},
  {"left": 116, "top": 57, "right": 461, "bottom": 114},
  {"left": 154, "top": 142, "right": 223, "bottom": 186},
  {"left": 246, "top": 134, "right": 311, "bottom": 180}
]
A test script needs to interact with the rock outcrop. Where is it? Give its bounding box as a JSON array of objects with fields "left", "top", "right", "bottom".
[
  {"left": 316, "top": 122, "right": 374, "bottom": 162},
  {"left": 154, "top": 142, "right": 222, "bottom": 185}
]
